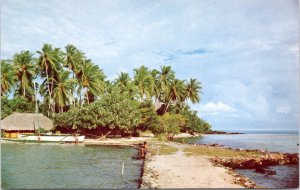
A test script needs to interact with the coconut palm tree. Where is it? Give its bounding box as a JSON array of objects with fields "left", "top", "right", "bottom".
[
  {"left": 159, "top": 66, "right": 175, "bottom": 92},
  {"left": 114, "top": 72, "right": 138, "bottom": 99},
  {"left": 76, "top": 59, "right": 105, "bottom": 105},
  {"left": 12, "top": 51, "right": 36, "bottom": 98},
  {"left": 64, "top": 44, "right": 84, "bottom": 77},
  {"left": 115, "top": 72, "right": 131, "bottom": 93},
  {"left": 64, "top": 45, "right": 85, "bottom": 107},
  {"left": 36, "top": 44, "right": 63, "bottom": 113},
  {"left": 185, "top": 78, "right": 202, "bottom": 103},
  {"left": 149, "top": 69, "right": 161, "bottom": 101},
  {"left": 133, "top": 66, "right": 152, "bottom": 100},
  {"left": 164, "top": 79, "right": 186, "bottom": 113},
  {"left": 1, "top": 60, "right": 15, "bottom": 96},
  {"left": 52, "top": 71, "right": 76, "bottom": 112}
]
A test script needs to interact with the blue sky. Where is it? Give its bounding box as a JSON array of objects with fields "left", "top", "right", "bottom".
[{"left": 1, "top": 0, "right": 299, "bottom": 130}]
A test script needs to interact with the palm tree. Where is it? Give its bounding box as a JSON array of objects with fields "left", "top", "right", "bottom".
[
  {"left": 12, "top": 51, "right": 36, "bottom": 98},
  {"left": 149, "top": 69, "right": 161, "bottom": 102},
  {"left": 159, "top": 66, "right": 175, "bottom": 93},
  {"left": 185, "top": 78, "right": 202, "bottom": 103},
  {"left": 133, "top": 66, "right": 152, "bottom": 100},
  {"left": 64, "top": 45, "right": 85, "bottom": 107},
  {"left": 1, "top": 60, "right": 15, "bottom": 96},
  {"left": 64, "top": 44, "right": 84, "bottom": 77},
  {"left": 115, "top": 72, "right": 131, "bottom": 93},
  {"left": 76, "top": 59, "right": 105, "bottom": 105},
  {"left": 164, "top": 79, "right": 185, "bottom": 113},
  {"left": 36, "top": 44, "right": 63, "bottom": 113},
  {"left": 52, "top": 71, "right": 76, "bottom": 112}
]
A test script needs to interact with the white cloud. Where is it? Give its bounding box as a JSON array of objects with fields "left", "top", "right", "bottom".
[
  {"left": 276, "top": 105, "right": 291, "bottom": 114},
  {"left": 199, "top": 102, "right": 237, "bottom": 116}
]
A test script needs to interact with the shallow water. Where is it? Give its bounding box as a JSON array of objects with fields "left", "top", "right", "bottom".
[
  {"left": 235, "top": 165, "right": 299, "bottom": 188},
  {"left": 180, "top": 131, "right": 299, "bottom": 188},
  {"left": 184, "top": 133, "right": 299, "bottom": 153},
  {"left": 1, "top": 143, "right": 142, "bottom": 189}
]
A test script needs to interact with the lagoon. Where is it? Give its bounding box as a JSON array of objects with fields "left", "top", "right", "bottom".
[{"left": 1, "top": 143, "right": 142, "bottom": 189}]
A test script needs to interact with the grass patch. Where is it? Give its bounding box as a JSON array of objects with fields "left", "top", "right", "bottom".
[
  {"left": 183, "top": 146, "right": 263, "bottom": 157},
  {"left": 139, "top": 130, "right": 154, "bottom": 137},
  {"left": 148, "top": 142, "right": 178, "bottom": 155}
]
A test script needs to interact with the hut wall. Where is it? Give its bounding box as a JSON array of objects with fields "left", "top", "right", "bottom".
[{"left": 4, "top": 130, "right": 34, "bottom": 138}]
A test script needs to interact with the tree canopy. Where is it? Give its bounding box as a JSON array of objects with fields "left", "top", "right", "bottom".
[{"left": 1, "top": 43, "right": 211, "bottom": 139}]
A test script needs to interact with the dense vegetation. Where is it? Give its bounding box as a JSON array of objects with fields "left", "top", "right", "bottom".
[{"left": 1, "top": 43, "right": 211, "bottom": 139}]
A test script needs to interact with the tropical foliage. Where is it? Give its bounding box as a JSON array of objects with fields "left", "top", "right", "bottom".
[
  {"left": 156, "top": 113, "right": 186, "bottom": 139},
  {"left": 1, "top": 60, "right": 14, "bottom": 96},
  {"left": 1, "top": 96, "right": 35, "bottom": 119},
  {"left": 1, "top": 43, "right": 211, "bottom": 139},
  {"left": 54, "top": 92, "right": 141, "bottom": 137}
]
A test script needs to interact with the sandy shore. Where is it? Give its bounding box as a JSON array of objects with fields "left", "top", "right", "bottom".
[
  {"left": 142, "top": 143, "right": 243, "bottom": 188},
  {"left": 83, "top": 137, "right": 155, "bottom": 146}
]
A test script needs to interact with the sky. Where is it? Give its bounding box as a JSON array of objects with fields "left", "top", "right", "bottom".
[{"left": 1, "top": 0, "right": 299, "bottom": 130}]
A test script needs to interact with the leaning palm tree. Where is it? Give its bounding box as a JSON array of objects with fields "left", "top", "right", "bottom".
[
  {"left": 12, "top": 51, "right": 36, "bottom": 98},
  {"left": 1, "top": 60, "right": 15, "bottom": 96},
  {"left": 64, "top": 44, "right": 84, "bottom": 78},
  {"left": 36, "top": 44, "right": 63, "bottom": 113},
  {"left": 76, "top": 59, "right": 105, "bottom": 105},
  {"left": 133, "top": 66, "right": 152, "bottom": 100},
  {"left": 52, "top": 71, "right": 76, "bottom": 113},
  {"left": 64, "top": 45, "right": 85, "bottom": 107},
  {"left": 185, "top": 78, "right": 202, "bottom": 103}
]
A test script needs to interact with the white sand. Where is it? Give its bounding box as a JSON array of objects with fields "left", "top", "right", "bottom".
[
  {"left": 173, "top": 132, "right": 199, "bottom": 138},
  {"left": 147, "top": 144, "right": 243, "bottom": 188}
]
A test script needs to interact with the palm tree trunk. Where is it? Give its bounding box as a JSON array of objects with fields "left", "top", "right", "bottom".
[
  {"left": 79, "top": 87, "right": 82, "bottom": 108},
  {"left": 164, "top": 100, "right": 171, "bottom": 113},
  {"left": 45, "top": 66, "right": 52, "bottom": 114},
  {"left": 154, "top": 97, "right": 158, "bottom": 110},
  {"left": 23, "top": 85, "right": 26, "bottom": 97},
  {"left": 86, "top": 89, "right": 90, "bottom": 104},
  {"left": 50, "top": 79, "right": 55, "bottom": 112}
]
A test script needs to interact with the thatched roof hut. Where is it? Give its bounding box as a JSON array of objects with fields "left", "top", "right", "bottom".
[{"left": 1, "top": 112, "right": 53, "bottom": 131}]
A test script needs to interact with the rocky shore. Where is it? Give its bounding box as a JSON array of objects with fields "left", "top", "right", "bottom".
[
  {"left": 211, "top": 152, "right": 299, "bottom": 169},
  {"left": 140, "top": 153, "right": 159, "bottom": 189},
  {"left": 205, "top": 130, "right": 243, "bottom": 134}
]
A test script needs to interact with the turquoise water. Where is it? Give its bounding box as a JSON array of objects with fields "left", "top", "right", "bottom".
[{"left": 1, "top": 144, "right": 142, "bottom": 189}]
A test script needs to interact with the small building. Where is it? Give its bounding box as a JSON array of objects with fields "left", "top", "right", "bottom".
[{"left": 1, "top": 112, "right": 53, "bottom": 138}]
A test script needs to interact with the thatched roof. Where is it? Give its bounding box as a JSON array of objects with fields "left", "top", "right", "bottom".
[{"left": 1, "top": 113, "right": 53, "bottom": 131}]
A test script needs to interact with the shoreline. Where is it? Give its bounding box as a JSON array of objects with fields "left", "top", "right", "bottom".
[{"left": 2, "top": 134, "right": 299, "bottom": 189}]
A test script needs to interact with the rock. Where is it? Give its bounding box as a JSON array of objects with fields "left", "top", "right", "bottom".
[
  {"left": 244, "top": 159, "right": 256, "bottom": 168},
  {"left": 265, "top": 169, "right": 276, "bottom": 175},
  {"left": 278, "top": 160, "right": 285, "bottom": 165},
  {"left": 255, "top": 167, "right": 266, "bottom": 173}
]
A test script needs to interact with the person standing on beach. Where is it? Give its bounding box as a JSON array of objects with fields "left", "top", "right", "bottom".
[{"left": 140, "top": 141, "right": 148, "bottom": 158}]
